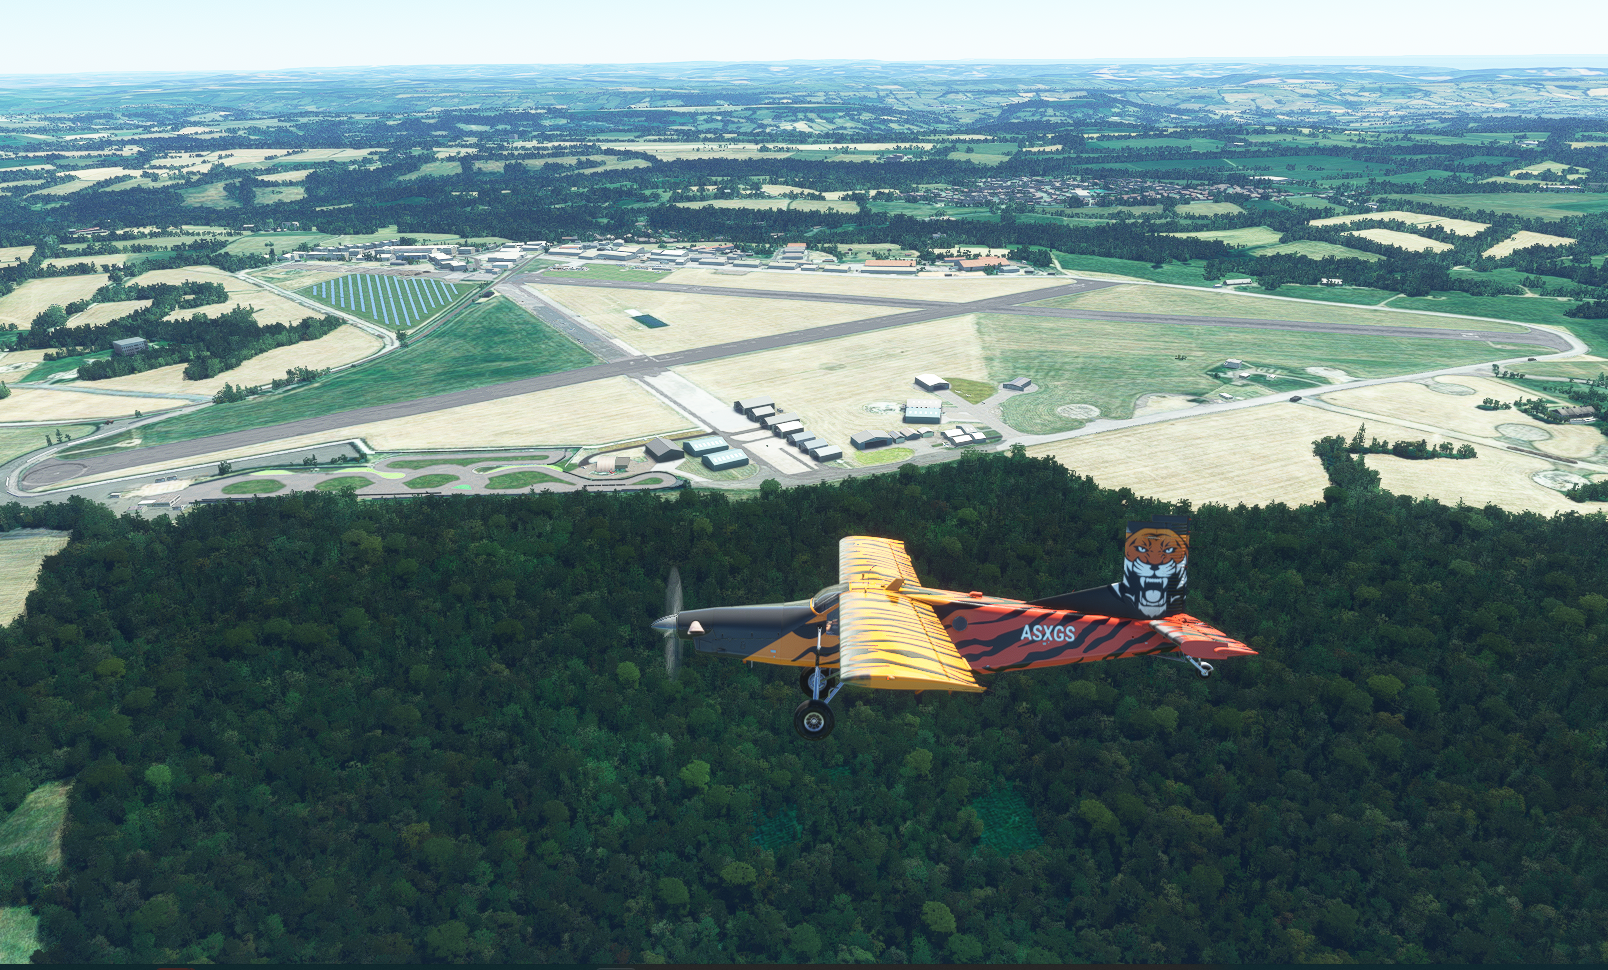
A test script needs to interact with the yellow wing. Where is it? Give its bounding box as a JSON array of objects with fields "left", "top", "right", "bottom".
[
  {"left": 837, "top": 586, "right": 985, "bottom": 692},
  {"left": 839, "top": 535, "right": 921, "bottom": 586}
]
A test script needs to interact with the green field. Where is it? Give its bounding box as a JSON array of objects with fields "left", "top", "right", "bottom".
[
  {"left": 1282, "top": 196, "right": 1345, "bottom": 212},
  {"left": 221, "top": 232, "right": 328, "bottom": 255},
  {"left": 854, "top": 446, "right": 915, "bottom": 466},
  {"left": 486, "top": 470, "right": 564, "bottom": 489},
  {"left": 222, "top": 479, "right": 285, "bottom": 494},
  {"left": 1052, "top": 253, "right": 1213, "bottom": 286},
  {"left": 1251, "top": 240, "right": 1385, "bottom": 261},
  {"left": 677, "top": 457, "right": 758, "bottom": 482},
  {"left": 1386, "top": 292, "right": 1586, "bottom": 330},
  {"left": 1168, "top": 226, "right": 1283, "bottom": 248},
  {"left": 404, "top": 474, "right": 459, "bottom": 488},
  {"left": 1386, "top": 193, "right": 1608, "bottom": 220},
  {"left": 23, "top": 351, "right": 112, "bottom": 383},
  {"left": 385, "top": 455, "right": 551, "bottom": 469},
  {"left": 0, "top": 425, "right": 95, "bottom": 464},
  {"left": 979, "top": 313, "right": 1526, "bottom": 434},
  {"left": 1175, "top": 201, "right": 1244, "bottom": 216},
  {"left": 576, "top": 265, "right": 670, "bottom": 282},
  {"left": 1243, "top": 285, "right": 1398, "bottom": 306},
  {"left": 314, "top": 476, "right": 372, "bottom": 492},
  {"left": 944, "top": 377, "right": 996, "bottom": 404},
  {"left": 136, "top": 295, "right": 596, "bottom": 447}
]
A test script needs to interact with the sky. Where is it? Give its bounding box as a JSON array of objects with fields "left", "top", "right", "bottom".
[{"left": 5, "top": 0, "right": 1606, "bottom": 75}]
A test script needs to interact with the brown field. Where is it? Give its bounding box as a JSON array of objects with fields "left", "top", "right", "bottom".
[
  {"left": 41, "top": 253, "right": 135, "bottom": 270},
  {"left": 788, "top": 200, "right": 859, "bottom": 213},
  {"left": 134, "top": 266, "right": 319, "bottom": 326},
  {"left": 66, "top": 300, "right": 153, "bottom": 328},
  {"left": 1025, "top": 403, "right": 1590, "bottom": 512},
  {"left": 0, "top": 246, "right": 34, "bottom": 265},
  {"left": 658, "top": 267, "right": 1067, "bottom": 302},
  {"left": 24, "top": 182, "right": 94, "bottom": 198},
  {"left": 1, "top": 388, "right": 190, "bottom": 421},
  {"left": 1320, "top": 377, "right": 1607, "bottom": 459},
  {"left": 87, "top": 325, "right": 383, "bottom": 397},
  {"left": 527, "top": 285, "right": 893, "bottom": 353},
  {"left": 674, "top": 199, "right": 792, "bottom": 211},
  {"left": 759, "top": 184, "right": 894, "bottom": 200},
  {"left": 1509, "top": 358, "right": 1608, "bottom": 380},
  {"left": 1482, "top": 230, "right": 1578, "bottom": 259},
  {"left": 1345, "top": 228, "right": 1453, "bottom": 253},
  {"left": 1311, "top": 210, "right": 1490, "bottom": 236},
  {"left": 0, "top": 275, "right": 110, "bottom": 329},
  {"left": 256, "top": 169, "right": 314, "bottom": 183},
  {"left": 63, "top": 166, "right": 146, "bottom": 182},
  {"left": 674, "top": 315, "right": 988, "bottom": 448},
  {"left": 1031, "top": 283, "right": 1527, "bottom": 331},
  {"left": 0, "top": 530, "right": 71, "bottom": 626}
]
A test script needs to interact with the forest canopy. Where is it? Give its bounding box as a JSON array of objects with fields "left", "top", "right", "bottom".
[{"left": 0, "top": 452, "right": 1605, "bottom": 964}]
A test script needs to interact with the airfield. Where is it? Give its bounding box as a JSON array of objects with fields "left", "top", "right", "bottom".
[{"left": 2, "top": 251, "right": 1603, "bottom": 518}]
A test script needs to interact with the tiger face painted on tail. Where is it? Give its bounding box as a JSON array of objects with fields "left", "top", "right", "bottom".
[{"left": 1118, "top": 523, "right": 1189, "bottom": 618}]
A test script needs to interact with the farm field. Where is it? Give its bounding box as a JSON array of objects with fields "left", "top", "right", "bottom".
[
  {"left": 1175, "top": 201, "right": 1244, "bottom": 216},
  {"left": 1388, "top": 193, "right": 1608, "bottom": 219},
  {"left": 133, "top": 295, "right": 596, "bottom": 448},
  {"left": 977, "top": 312, "right": 1519, "bottom": 433},
  {"left": 86, "top": 324, "right": 382, "bottom": 397},
  {"left": 1251, "top": 240, "right": 1384, "bottom": 261},
  {"left": 40, "top": 253, "right": 134, "bottom": 269},
  {"left": 1166, "top": 226, "right": 1283, "bottom": 247},
  {"left": 0, "top": 531, "right": 70, "bottom": 625},
  {"left": 1282, "top": 196, "right": 1345, "bottom": 211},
  {"left": 1, "top": 388, "right": 191, "bottom": 421},
  {"left": 1309, "top": 210, "right": 1490, "bottom": 235},
  {"left": 177, "top": 182, "right": 235, "bottom": 208},
  {"left": 221, "top": 231, "right": 328, "bottom": 255},
  {"left": 1367, "top": 448, "right": 1591, "bottom": 514},
  {"left": 1051, "top": 253, "right": 1213, "bottom": 286},
  {"left": 674, "top": 315, "right": 988, "bottom": 449},
  {"left": 298, "top": 273, "right": 472, "bottom": 329},
  {"left": 1482, "top": 230, "right": 1578, "bottom": 258},
  {"left": 1385, "top": 292, "right": 1583, "bottom": 332},
  {"left": 1345, "top": 228, "right": 1452, "bottom": 252},
  {"left": 1028, "top": 282, "right": 1527, "bottom": 331},
  {"left": 64, "top": 299, "right": 152, "bottom": 328},
  {"left": 134, "top": 265, "right": 317, "bottom": 326},
  {"left": 0, "top": 246, "right": 34, "bottom": 265},
  {"left": 1242, "top": 284, "right": 1397, "bottom": 305},
  {"left": 658, "top": 266, "right": 1066, "bottom": 302},
  {"left": 1322, "top": 376, "right": 1608, "bottom": 459},
  {"left": 0, "top": 274, "right": 109, "bottom": 329},
  {"left": 528, "top": 284, "right": 894, "bottom": 354}
]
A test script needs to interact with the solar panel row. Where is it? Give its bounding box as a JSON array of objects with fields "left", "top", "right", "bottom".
[{"left": 305, "top": 275, "right": 464, "bottom": 328}]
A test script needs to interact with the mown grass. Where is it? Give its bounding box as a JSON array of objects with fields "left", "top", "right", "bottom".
[
  {"left": 221, "top": 479, "right": 284, "bottom": 494},
  {"left": 1243, "top": 285, "right": 1398, "bottom": 306},
  {"left": 577, "top": 265, "right": 670, "bottom": 282},
  {"left": 404, "top": 474, "right": 459, "bottom": 489},
  {"left": 944, "top": 377, "right": 997, "bottom": 404},
  {"left": 0, "top": 425, "right": 95, "bottom": 465},
  {"left": 854, "top": 447, "right": 915, "bottom": 466},
  {"left": 1052, "top": 253, "right": 1214, "bottom": 286},
  {"left": 313, "top": 476, "right": 371, "bottom": 492},
  {"left": 136, "top": 296, "right": 596, "bottom": 447},
  {"left": 486, "top": 470, "right": 564, "bottom": 489},
  {"left": 384, "top": 456, "right": 551, "bottom": 469}
]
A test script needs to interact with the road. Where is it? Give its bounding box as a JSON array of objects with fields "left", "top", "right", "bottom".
[{"left": 7, "top": 270, "right": 1587, "bottom": 496}]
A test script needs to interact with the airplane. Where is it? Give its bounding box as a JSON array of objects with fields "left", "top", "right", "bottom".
[{"left": 652, "top": 516, "right": 1256, "bottom": 739}]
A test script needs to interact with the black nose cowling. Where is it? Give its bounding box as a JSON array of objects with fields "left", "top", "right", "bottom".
[{"left": 664, "top": 603, "right": 815, "bottom": 648}]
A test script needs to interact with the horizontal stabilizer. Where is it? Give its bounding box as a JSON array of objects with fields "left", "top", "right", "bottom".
[{"left": 1148, "top": 614, "right": 1258, "bottom": 660}]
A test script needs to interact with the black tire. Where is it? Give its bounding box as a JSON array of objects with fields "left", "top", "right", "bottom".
[
  {"left": 793, "top": 699, "right": 834, "bottom": 740},
  {"left": 799, "top": 668, "right": 816, "bottom": 696}
]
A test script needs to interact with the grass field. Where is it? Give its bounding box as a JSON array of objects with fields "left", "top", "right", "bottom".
[
  {"left": 1243, "top": 284, "right": 1397, "bottom": 305},
  {"left": 221, "top": 231, "right": 328, "bottom": 255},
  {"left": 405, "top": 474, "right": 459, "bottom": 488},
  {"left": 979, "top": 312, "right": 1521, "bottom": 433},
  {"left": 384, "top": 455, "right": 551, "bottom": 469},
  {"left": 314, "top": 476, "right": 371, "bottom": 492},
  {"left": 657, "top": 267, "right": 1066, "bottom": 302},
  {"left": 571, "top": 265, "right": 670, "bottom": 283},
  {"left": 298, "top": 274, "right": 471, "bottom": 330},
  {"left": 675, "top": 315, "right": 987, "bottom": 449},
  {"left": 1386, "top": 292, "right": 1583, "bottom": 330},
  {"left": 0, "top": 246, "right": 34, "bottom": 265},
  {"left": 1283, "top": 196, "right": 1344, "bottom": 211},
  {"left": 486, "top": 470, "right": 564, "bottom": 489},
  {"left": 0, "top": 274, "right": 109, "bottom": 329},
  {"left": 1051, "top": 254, "right": 1213, "bottom": 286},
  {"left": 1323, "top": 377, "right": 1606, "bottom": 459},
  {"left": 0, "top": 530, "right": 70, "bottom": 625},
  {"left": 1250, "top": 240, "right": 1384, "bottom": 261},
  {"left": 1346, "top": 228, "right": 1453, "bottom": 253},
  {"left": 945, "top": 377, "right": 996, "bottom": 404},
  {"left": 854, "top": 446, "right": 915, "bottom": 466},
  {"left": 1167, "top": 226, "right": 1284, "bottom": 248},
  {"left": 0, "top": 776, "right": 71, "bottom": 965},
  {"left": 135, "top": 295, "right": 596, "bottom": 448},
  {"left": 90, "top": 325, "right": 382, "bottom": 398},
  {"left": 1309, "top": 210, "right": 1490, "bottom": 236},
  {"left": 40, "top": 253, "right": 135, "bottom": 269},
  {"left": 222, "top": 479, "right": 284, "bottom": 494},
  {"left": 0, "top": 905, "right": 39, "bottom": 964},
  {"left": 2, "top": 388, "right": 190, "bottom": 421},
  {"left": 1387, "top": 193, "right": 1608, "bottom": 220},
  {"left": 1175, "top": 201, "right": 1244, "bottom": 216},
  {"left": 1482, "top": 230, "right": 1577, "bottom": 258},
  {"left": 0, "top": 425, "right": 94, "bottom": 466},
  {"left": 1029, "top": 283, "right": 1527, "bottom": 331},
  {"left": 677, "top": 457, "right": 759, "bottom": 481},
  {"left": 530, "top": 284, "right": 895, "bottom": 354},
  {"left": 65, "top": 299, "right": 153, "bottom": 328}
]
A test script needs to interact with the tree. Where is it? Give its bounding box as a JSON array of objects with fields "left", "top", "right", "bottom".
[{"left": 218, "top": 460, "right": 233, "bottom": 476}]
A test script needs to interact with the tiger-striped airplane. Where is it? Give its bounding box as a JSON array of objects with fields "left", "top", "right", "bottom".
[{"left": 652, "top": 517, "right": 1255, "bottom": 739}]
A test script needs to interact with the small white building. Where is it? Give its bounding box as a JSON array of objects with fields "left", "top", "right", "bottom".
[{"left": 914, "top": 374, "right": 950, "bottom": 392}]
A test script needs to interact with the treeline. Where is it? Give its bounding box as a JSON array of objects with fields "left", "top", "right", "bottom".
[
  {"left": 78, "top": 308, "right": 342, "bottom": 381},
  {"left": 17, "top": 281, "right": 231, "bottom": 352},
  {"left": 0, "top": 453, "right": 1603, "bottom": 964}
]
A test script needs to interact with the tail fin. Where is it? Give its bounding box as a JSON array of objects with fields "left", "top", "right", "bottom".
[{"left": 1029, "top": 516, "right": 1190, "bottom": 619}]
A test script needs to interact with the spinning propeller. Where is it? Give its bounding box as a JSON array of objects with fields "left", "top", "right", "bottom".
[{"left": 663, "top": 566, "right": 683, "bottom": 679}]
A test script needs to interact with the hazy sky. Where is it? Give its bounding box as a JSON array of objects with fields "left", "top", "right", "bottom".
[{"left": 5, "top": 0, "right": 1605, "bottom": 75}]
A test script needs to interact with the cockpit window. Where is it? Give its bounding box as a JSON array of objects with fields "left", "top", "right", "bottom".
[{"left": 811, "top": 583, "right": 848, "bottom": 614}]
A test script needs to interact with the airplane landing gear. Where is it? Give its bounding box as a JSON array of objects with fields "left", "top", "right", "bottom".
[
  {"left": 1164, "top": 654, "right": 1214, "bottom": 678},
  {"left": 794, "top": 699, "right": 835, "bottom": 740}
]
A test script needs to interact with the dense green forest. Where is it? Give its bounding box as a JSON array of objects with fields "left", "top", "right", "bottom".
[{"left": 1, "top": 452, "right": 1605, "bottom": 963}]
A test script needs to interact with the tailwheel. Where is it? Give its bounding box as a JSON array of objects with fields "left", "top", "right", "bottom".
[{"left": 793, "top": 699, "right": 835, "bottom": 740}]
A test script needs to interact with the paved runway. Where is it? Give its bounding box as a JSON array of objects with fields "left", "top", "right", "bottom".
[{"left": 19, "top": 273, "right": 1573, "bottom": 488}]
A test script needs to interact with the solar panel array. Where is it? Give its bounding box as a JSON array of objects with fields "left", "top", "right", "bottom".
[{"left": 303, "top": 274, "right": 468, "bottom": 329}]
